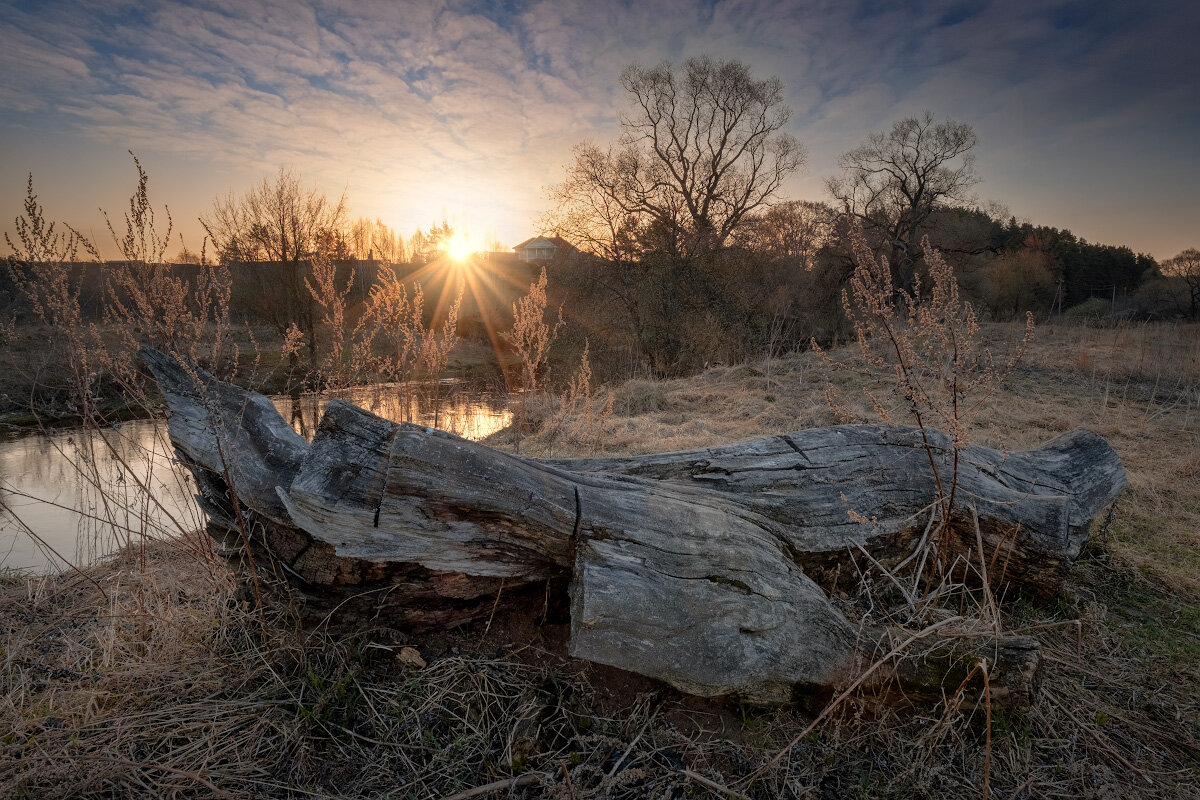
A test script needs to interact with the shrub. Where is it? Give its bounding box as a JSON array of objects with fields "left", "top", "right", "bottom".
[{"left": 1064, "top": 297, "right": 1112, "bottom": 321}]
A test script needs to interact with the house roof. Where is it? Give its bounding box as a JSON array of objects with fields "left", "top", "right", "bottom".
[{"left": 512, "top": 235, "right": 570, "bottom": 251}]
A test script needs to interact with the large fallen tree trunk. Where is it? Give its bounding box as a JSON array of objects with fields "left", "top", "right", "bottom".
[
  {"left": 143, "top": 349, "right": 1123, "bottom": 706},
  {"left": 549, "top": 422, "right": 1126, "bottom": 599}
]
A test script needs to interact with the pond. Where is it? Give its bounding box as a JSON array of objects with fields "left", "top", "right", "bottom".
[{"left": 0, "top": 383, "right": 512, "bottom": 573}]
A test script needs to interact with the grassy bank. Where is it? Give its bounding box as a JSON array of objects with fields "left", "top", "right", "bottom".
[
  {"left": 0, "top": 322, "right": 511, "bottom": 429},
  {"left": 2, "top": 321, "right": 1198, "bottom": 798}
]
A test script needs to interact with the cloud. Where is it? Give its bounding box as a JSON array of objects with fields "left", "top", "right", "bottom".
[{"left": 0, "top": 0, "right": 1197, "bottom": 256}]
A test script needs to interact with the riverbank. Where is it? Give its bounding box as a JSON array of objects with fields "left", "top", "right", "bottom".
[
  {"left": 0, "top": 322, "right": 512, "bottom": 431},
  {"left": 2, "top": 321, "right": 1198, "bottom": 798}
]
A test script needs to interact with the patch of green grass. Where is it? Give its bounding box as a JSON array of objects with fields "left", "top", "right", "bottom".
[
  {"left": 1106, "top": 513, "right": 1200, "bottom": 601},
  {"left": 1097, "top": 565, "right": 1200, "bottom": 673},
  {"left": 991, "top": 707, "right": 1033, "bottom": 742}
]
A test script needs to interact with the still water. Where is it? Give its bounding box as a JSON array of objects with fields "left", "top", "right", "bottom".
[{"left": 0, "top": 383, "right": 511, "bottom": 573}]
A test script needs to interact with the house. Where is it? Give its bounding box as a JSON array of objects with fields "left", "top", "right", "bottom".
[{"left": 512, "top": 235, "right": 571, "bottom": 263}]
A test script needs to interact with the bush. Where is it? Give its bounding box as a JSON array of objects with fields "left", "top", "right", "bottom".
[
  {"left": 1063, "top": 297, "right": 1112, "bottom": 321},
  {"left": 612, "top": 379, "right": 668, "bottom": 415}
]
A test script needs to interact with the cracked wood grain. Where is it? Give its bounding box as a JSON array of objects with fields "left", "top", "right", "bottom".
[{"left": 144, "top": 348, "right": 1122, "bottom": 705}]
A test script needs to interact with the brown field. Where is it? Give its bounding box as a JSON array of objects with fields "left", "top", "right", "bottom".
[{"left": 2, "top": 320, "right": 1198, "bottom": 798}]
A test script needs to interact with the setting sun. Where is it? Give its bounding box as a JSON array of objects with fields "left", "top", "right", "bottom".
[{"left": 445, "top": 231, "right": 473, "bottom": 261}]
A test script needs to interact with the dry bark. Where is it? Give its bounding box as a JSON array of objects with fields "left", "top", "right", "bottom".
[{"left": 143, "top": 348, "right": 1124, "bottom": 705}]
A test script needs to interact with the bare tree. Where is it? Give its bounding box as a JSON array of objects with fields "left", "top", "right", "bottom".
[
  {"left": 202, "top": 168, "right": 345, "bottom": 264},
  {"left": 348, "top": 217, "right": 372, "bottom": 260},
  {"left": 404, "top": 219, "right": 456, "bottom": 265},
  {"left": 981, "top": 248, "right": 1055, "bottom": 320},
  {"left": 370, "top": 218, "right": 406, "bottom": 263},
  {"left": 827, "top": 111, "right": 978, "bottom": 285},
  {"left": 542, "top": 143, "right": 649, "bottom": 360},
  {"left": 1163, "top": 247, "right": 1200, "bottom": 320},
  {"left": 619, "top": 57, "right": 807, "bottom": 258},
  {"left": 733, "top": 200, "right": 834, "bottom": 266},
  {"left": 201, "top": 168, "right": 346, "bottom": 361},
  {"left": 543, "top": 59, "right": 805, "bottom": 372}
]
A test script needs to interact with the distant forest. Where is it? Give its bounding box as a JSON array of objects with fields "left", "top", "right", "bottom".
[
  {"left": 4, "top": 59, "right": 1196, "bottom": 382},
  {"left": 543, "top": 200, "right": 1179, "bottom": 377},
  {"left": 0, "top": 170, "right": 1189, "bottom": 384}
]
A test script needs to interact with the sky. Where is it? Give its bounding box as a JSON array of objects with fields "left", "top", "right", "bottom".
[{"left": 1, "top": 0, "right": 1197, "bottom": 260}]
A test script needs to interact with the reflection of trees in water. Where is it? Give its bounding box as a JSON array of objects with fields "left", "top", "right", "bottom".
[
  {"left": 1, "top": 382, "right": 509, "bottom": 572},
  {"left": 273, "top": 382, "right": 511, "bottom": 442},
  {"left": 0, "top": 421, "right": 202, "bottom": 571}
]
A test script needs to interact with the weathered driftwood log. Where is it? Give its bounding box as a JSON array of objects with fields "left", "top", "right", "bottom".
[
  {"left": 549, "top": 423, "right": 1126, "bottom": 598},
  {"left": 143, "top": 349, "right": 1123, "bottom": 706}
]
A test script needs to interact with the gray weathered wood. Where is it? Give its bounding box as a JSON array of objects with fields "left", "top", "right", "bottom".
[
  {"left": 142, "top": 347, "right": 306, "bottom": 527},
  {"left": 143, "top": 348, "right": 1122, "bottom": 705},
  {"left": 548, "top": 424, "right": 1126, "bottom": 597}
]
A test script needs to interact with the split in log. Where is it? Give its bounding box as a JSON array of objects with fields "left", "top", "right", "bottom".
[{"left": 142, "top": 348, "right": 1123, "bottom": 706}]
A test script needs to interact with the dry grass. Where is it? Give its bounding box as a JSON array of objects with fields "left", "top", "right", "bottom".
[
  {"left": 1, "top": 542, "right": 809, "bottom": 799},
  {"left": 523, "top": 322, "right": 1200, "bottom": 592},
  {"left": 506, "top": 320, "right": 1200, "bottom": 796},
  {"left": 3, "top": 320, "right": 1199, "bottom": 798}
]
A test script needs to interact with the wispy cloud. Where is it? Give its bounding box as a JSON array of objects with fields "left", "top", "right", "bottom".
[{"left": 1, "top": 0, "right": 1196, "bottom": 256}]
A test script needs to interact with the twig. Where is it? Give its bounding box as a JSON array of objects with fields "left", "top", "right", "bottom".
[
  {"left": 560, "top": 762, "right": 578, "bottom": 800},
  {"left": 435, "top": 771, "right": 546, "bottom": 800},
  {"left": 1006, "top": 775, "right": 1034, "bottom": 800},
  {"left": 908, "top": 505, "right": 944, "bottom": 597},
  {"left": 0, "top": 496, "right": 108, "bottom": 597},
  {"left": 852, "top": 539, "right": 916, "bottom": 611},
  {"left": 608, "top": 710, "right": 656, "bottom": 777},
  {"left": 892, "top": 501, "right": 940, "bottom": 572},
  {"left": 971, "top": 506, "right": 1000, "bottom": 632},
  {"left": 683, "top": 769, "right": 747, "bottom": 799},
  {"left": 982, "top": 657, "right": 992, "bottom": 800},
  {"left": 741, "top": 616, "right": 964, "bottom": 787},
  {"left": 480, "top": 579, "right": 506, "bottom": 644}
]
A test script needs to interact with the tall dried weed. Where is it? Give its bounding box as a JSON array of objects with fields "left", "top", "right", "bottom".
[{"left": 509, "top": 265, "right": 563, "bottom": 451}]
